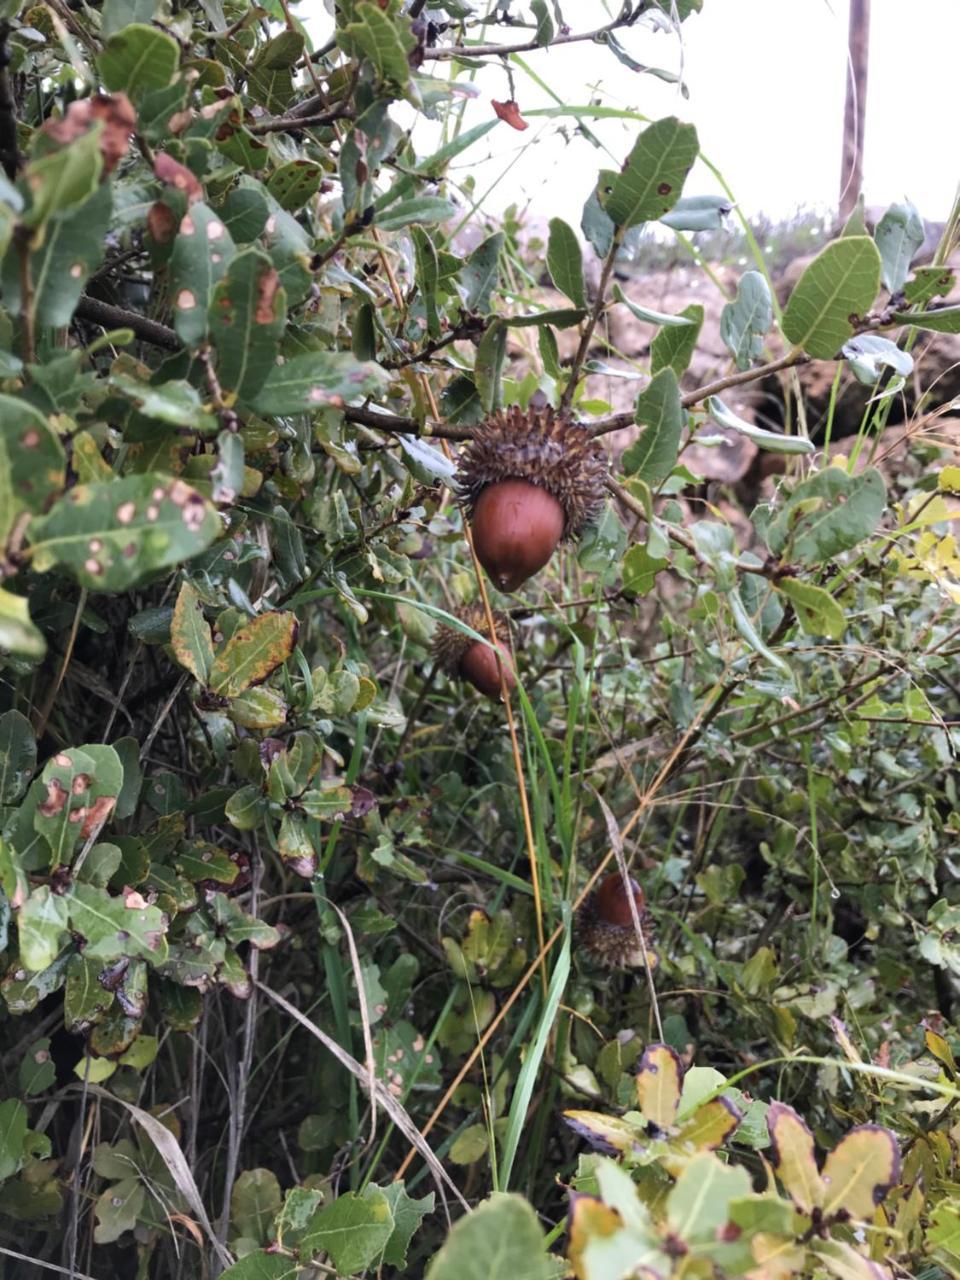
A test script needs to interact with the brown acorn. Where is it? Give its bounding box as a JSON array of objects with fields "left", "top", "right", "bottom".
[
  {"left": 457, "top": 405, "right": 607, "bottom": 591},
  {"left": 432, "top": 603, "right": 516, "bottom": 700},
  {"left": 576, "top": 872, "right": 658, "bottom": 970}
]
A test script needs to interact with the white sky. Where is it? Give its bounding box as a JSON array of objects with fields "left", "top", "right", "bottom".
[{"left": 300, "top": 1, "right": 960, "bottom": 227}]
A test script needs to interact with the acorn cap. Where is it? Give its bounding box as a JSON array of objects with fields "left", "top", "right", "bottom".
[
  {"left": 457, "top": 404, "right": 607, "bottom": 539},
  {"left": 576, "top": 872, "right": 659, "bottom": 970},
  {"left": 432, "top": 603, "right": 512, "bottom": 678}
]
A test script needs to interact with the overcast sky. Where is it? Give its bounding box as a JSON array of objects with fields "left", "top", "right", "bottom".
[{"left": 301, "top": 1, "right": 960, "bottom": 228}]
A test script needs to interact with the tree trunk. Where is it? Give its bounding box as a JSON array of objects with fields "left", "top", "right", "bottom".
[{"left": 839, "top": 0, "right": 871, "bottom": 220}]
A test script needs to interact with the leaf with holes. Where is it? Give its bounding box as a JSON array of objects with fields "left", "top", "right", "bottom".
[
  {"left": 28, "top": 473, "right": 220, "bottom": 592},
  {"left": 209, "top": 249, "right": 286, "bottom": 403},
  {"left": 782, "top": 237, "right": 881, "bottom": 358},
  {"left": 600, "top": 117, "right": 699, "bottom": 229},
  {"left": 208, "top": 611, "right": 298, "bottom": 698}
]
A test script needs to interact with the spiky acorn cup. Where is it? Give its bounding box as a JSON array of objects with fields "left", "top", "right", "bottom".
[
  {"left": 576, "top": 872, "right": 659, "bottom": 970},
  {"left": 457, "top": 405, "right": 607, "bottom": 592},
  {"left": 432, "top": 603, "right": 515, "bottom": 700}
]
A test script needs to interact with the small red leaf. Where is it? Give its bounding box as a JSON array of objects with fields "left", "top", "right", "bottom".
[
  {"left": 492, "top": 100, "right": 528, "bottom": 131},
  {"left": 154, "top": 152, "right": 203, "bottom": 204}
]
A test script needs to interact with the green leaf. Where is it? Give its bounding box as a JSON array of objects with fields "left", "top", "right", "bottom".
[
  {"left": 249, "top": 351, "right": 386, "bottom": 415},
  {"left": 707, "top": 395, "right": 814, "bottom": 454},
  {"left": 30, "top": 184, "right": 112, "bottom": 326},
  {"left": 775, "top": 577, "right": 845, "bottom": 640},
  {"left": 342, "top": 3, "right": 413, "bottom": 93},
  {"left": 0, "top": 395, "right": 66, "bottom": 547},
  {"left": 20, "top": 127, "right": 103, "bottom": 228},
  {"left": 219, "top": 1255, "right": 300, "bottom": 1280},
  {"left": 577, "top": 500, "right": 626, "bottom": 579},
  {"left": 729, "top": 587, "right": 791, "bottom": 678},
  {"left": 636, "top": 1042, "right": 683, "bottom": 1128},
  {"left": 651, "top": 302, "right": 703, "bottom": 377},
  {"left": 475, "top": 318, "right": 507, "bottom": 413},
  {"left": 720, "top": 270, "right": 772, "bottom": 369},
  {"left": 425, "top": 1193, "right": 554, "bottom": 1280},
  {"left": 377, "top": 1183, "right": 435, "bottom": 1269},
  {"left": 376, "top": 196, "right": 457, "bottom": 231},
  {"left": 98, "top": 24, "right": 180, "bottom": 101},
  {"left": 842, "top": 333, "right": 913, "bottom": 383},
  {"left": 108, "top": 374, "right": 218, "bottom": 434},
  {"left": 66, "top": 882, "right": 168, "bottom": 964},
  {"left": 0, "top": 1098, "right": 27, "bottom": 1180},
  {"left": 302, "top": 1188, "right": 395, "bottom": 1274},
  {"left": 0, "top": 710, "right": 36, "bottom": 804},
  {"left": 622, "top": 542, "right": 668, "bottom": 595},
  {"left": 94, "top": 1177, "right": 145, "bottom": 1244},
  {"left": 64, "top": 953, "right": 114, "bottom": 1032},
  {"left": 781, "top": 236, "right": 881, "bottom": 358},
  {"left": 17, "top": 886, "right": 69, "bottom": 971},
  {"left": 903, "top": 265, "right": 954, "bottom": 306},
  {"left": 622, "top": 368, "right": 684, "bottom": 486},
  {"left": 820, "top": 1124, "right": 900, "bottom": 1218},
  {"left": 397, "top": 434, "right": 457, "bottom": 486},
  {"left": 209, "top": 249, "right": 286, "bottom": 403},
  {"left": 890, "top": 302, "right": 960, "bottom": 333},
  {"left": 170, "top": 203, "right": 236, "bottom": 347},
  {"left": 208, "top": 611, "right": 298, "bottom": 697},
  {"left": 228, "top": 687, "right": 288, "bottom": 731},
  {"left": 220, "top": 185, "right": 269, "bottom": 243},
  {"left": 613, "top": 283, "right": 696, "bottom": 327},
  {"left": 461, "top": 231, "right": 503, "bottom": 313},
  {"left": 547, "top": 217, "right": 586, "bottom": 308},
  {"left": 19, "top": 1037, "right": 55, "bottom": 1096},
  {"left": 412, "top": 225, "right": 440, "bottom": 338},
  {"left": 600, "top": 116, "right": 699, "bottom": 229},
  {"left": 765, "top": 466, "right": 887, "bottom": 565},
  {"left": 875, "top": 201, "right": 924, "bottom": 293},
  {"left": 266, "top": 160, "right": 323, "bottom": 212},
  {"left": 28, "top": 473, "right": 221, "bottom": 592},
  {"left": 1, "top": 945, "right": 72, "bottom": 1014},
  {"left": 171, "top": 581, "right": 214, "bottom": 683},
  {"left": 231, "top": 1167, "right": 282, "bottom": 1245},
  {"left": 666, "top": 1152, "right": 751, "bottom": 1243},
  {"left": 766, "top": 1100, "right": 823, "bottom": 1213},
  {"left": 660, "top": 192, "right": 733, "bottom": 231}
]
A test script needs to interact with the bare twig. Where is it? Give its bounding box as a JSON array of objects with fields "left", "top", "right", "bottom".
[{"left": 422, "top": 13, "right": 639, "bottom": 61}]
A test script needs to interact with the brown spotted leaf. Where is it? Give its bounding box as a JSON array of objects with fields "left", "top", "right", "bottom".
[
  {"left": 208, "top": 611, "right": 298, "bottom": 698},
  {"left": 171, "top": 581, "right": 215, "bottom": 684},
  {"left": 636, "top": 1043, "right": 683, "bottom": 1129},
  {"left": 27, "top": 473, "right": 220, "bottom": 593},
  {"left": 209, "top": 248, "right": 286, "bottom": 403},
  {"left": 821, "top": 1125, "right": 900, "bottom": 1220},
  {"left": 0, "top": 395, "right": 66, "bottom": 546},
  {"left": 32, "top": 745, "right": 123, "bottom": 869},
  {"left": 154, "top": 150, "right": 203, "bottom": 204},
  {"left": 66, "top": 883, "right": 168, "bottom": 965},
  {"left": 767, "top": 1100, "right": 824, "bottom": 1214},
  {"left": 491, "top": 99, "right": 528, "bottom": 131}
]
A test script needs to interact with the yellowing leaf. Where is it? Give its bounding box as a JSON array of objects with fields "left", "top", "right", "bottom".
[
  {"left": 208, "top": 611, "right": 298, "bottom": 698},
  {"left": 820, "top": 1125, "right": 900, "bottom": 1220},
  {"left": 563, "top": 1110, "right": 643, "bottom": 1156},
  {"left": 766, "top": 1100, "right": 823, "bottom": 1214},
  {"left": 939, "top": 465, "right": 960, "bottom": 494},
  {"left": 672, "top": 1096, "right": 742, "bottom": 1153},
  {"left": 636, "top": 1043, "right": 683, "bottom": 1129},
  {"left": 171, "top": 581, "right": 214, "bottom": 684}
]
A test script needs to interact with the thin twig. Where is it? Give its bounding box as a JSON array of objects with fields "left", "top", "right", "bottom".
[
  {"left": 561, "top": 240, "right": 619, "bottom": 411},
  {"left": 422, "top": 13, "right": 637, "bottom": 61}
]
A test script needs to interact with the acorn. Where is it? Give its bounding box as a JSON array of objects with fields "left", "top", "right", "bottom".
[
  {"left": 432, "top": 603, "right": 516, "bottom": 700},
  {"left": 457, "top": 404, "right": 607, "bottom": 592},
  {"left": 576, "top": 872, "right": 658, "bottom": 970}
]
